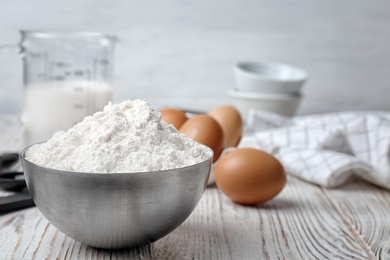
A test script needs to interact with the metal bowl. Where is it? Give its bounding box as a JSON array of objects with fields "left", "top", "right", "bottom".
[{"left": 20, "top": 145, "right": 213, "bottom": 249}]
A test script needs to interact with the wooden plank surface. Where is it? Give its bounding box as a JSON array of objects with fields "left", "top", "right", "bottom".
[
  {"left": 2, "top": 177, "right": 389, "bottom": 259},
  {"left": 322, "top": 183, "right": 390, "bottom": 259},
  {"left": 1, "top": 120, "right": 390, "bottom": 259}
]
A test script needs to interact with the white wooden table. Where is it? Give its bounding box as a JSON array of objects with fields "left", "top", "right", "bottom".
[{"left": 1, "top": 119, "right": 390, "bottom": 259}]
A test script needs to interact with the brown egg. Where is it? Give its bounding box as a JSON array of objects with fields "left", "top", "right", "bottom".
[
  {"left": 209, "top": 105, "right": 242, "bottom": 147},
  {"left": 160, "top": 108, "right": 188, "bottom": 129},
  {"left": 179, "top": 114, "right": 225, "bottom": 162},
  {"left": 214, "top": 148, "right": 286, "bottom": 205}
]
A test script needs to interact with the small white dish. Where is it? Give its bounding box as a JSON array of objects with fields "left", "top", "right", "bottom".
[
  {"left": 228, "top": 88, "right": 302, "bottom": 118},
  {"left": 234, "top": 61, "right": 308, "bottom": 94}
]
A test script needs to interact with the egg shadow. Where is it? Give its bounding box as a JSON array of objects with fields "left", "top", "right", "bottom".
[{"left": 237, "top": 197, "right": 299, "bottom": 211}]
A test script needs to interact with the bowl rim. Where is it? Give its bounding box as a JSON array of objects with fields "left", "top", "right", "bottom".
[
  {"left": 228, "top": 88, "right": 303, "bottom": 100},
  {"left": 234, "top": 61, "right": 308, "bottom": 83},
  {"left": 20, "top": 143, "right": 214, "bottom": 176}
]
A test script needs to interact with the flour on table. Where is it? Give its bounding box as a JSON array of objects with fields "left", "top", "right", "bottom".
[{"left": 25, "top": 99, "right": 212, "bottom": 173}]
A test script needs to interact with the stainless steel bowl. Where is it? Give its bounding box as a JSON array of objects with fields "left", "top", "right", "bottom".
[{"left": 20, "top": 145, "right": 213, "bottom": 249}]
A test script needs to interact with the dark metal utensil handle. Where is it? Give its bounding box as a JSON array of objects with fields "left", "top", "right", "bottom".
[
  {"left": 0, "top": 152, "right": 19, "bottom": 168},
  {"left": 0, "top": 171, "right": 26, "bottom": 191},
  {"left": 0, "top": 191, "right": 35, "bottom": 214}
]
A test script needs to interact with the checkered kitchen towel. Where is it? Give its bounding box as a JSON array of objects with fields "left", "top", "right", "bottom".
[{"left": 239, "top": 110, "right": 390, "bottom": 189}]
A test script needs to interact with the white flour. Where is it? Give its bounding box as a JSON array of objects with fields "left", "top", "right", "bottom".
[{"left": 25, "top": 99, "right": 212, "bottom": 173}]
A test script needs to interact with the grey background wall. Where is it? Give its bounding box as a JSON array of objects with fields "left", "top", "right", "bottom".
[{"left": 1, "top": 0, "right": 389, "bottom": 116}]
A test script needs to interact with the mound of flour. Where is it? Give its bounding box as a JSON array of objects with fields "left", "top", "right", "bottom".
[{"left": 25, "top": 99, "right": 212, "bottom": 173}]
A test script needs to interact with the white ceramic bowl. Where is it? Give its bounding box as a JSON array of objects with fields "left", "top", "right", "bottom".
[
  {"left": 233, "top": 61, "right": 308, "bottom": 94},
  {"left": 228, "top": 88, "right": 302, "bottom": 118}
]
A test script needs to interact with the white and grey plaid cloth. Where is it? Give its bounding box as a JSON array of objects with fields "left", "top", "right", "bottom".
[{"left": 240, "top": 110, "right": 390, "bottom": 189}]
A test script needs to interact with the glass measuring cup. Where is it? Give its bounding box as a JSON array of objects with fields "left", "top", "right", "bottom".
[{"left": 20, "top": 31, "right": 117, "bottom": 146}]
